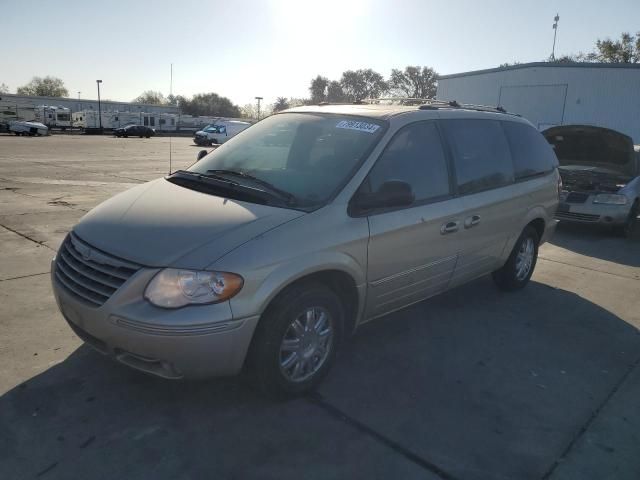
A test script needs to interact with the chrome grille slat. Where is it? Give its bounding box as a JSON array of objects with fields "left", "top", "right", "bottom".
[
  {"left": 63, "top": 241, "right": 131, "bottom": 280},
  {"left": 56, "top": 260, "right": 116, "bottom": 298},
  {"left": 55, "top": 270, "right": 104, "bottom": 306},
  {"left": 555, "top": 211, "right": 600, "bottom": 222},
  {"left": 59, "top": 249, "right": 122, "bottom": 289},
  {"left": 55, "top": 233, "right": 140, "bottom": 307}
]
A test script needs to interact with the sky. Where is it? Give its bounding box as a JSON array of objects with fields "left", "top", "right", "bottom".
[{"left": 2, "top": 0, "right": 639, "bottom": 108}]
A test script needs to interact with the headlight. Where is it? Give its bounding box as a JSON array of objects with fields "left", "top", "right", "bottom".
[
  {"left": 144, "top": 269, "right": 243, "bottom": 308},
  {"left": 593, "top": 194, "right": 627, "bottom": 205}
]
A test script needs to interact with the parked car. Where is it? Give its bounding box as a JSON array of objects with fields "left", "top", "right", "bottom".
[
  {"left": 114, "top": 124, "right": 155, "bottom": 138},
  {"left": 544, "top": 125, "right": 640, "bottom": 236},
  {"left": 8, "top": 120, "right": 48, "bottom": 136},
  {"left": 51, "top": 103, "right": 559, "bottom": 395},
  {"left": 194, "top": 120, "right": 251, "bottom": 146}
]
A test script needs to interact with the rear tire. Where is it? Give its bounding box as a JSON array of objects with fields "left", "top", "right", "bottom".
[
  {"left": 247, "top": 282, "right": 344, "bottom": 397},
  {"left": 492, "top": 226, "right": 539, "bottom": 291}
]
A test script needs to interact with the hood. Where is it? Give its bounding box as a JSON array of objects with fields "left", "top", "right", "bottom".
[
  {"left": 543, "top": 125, "right": 636, "bottom": 177},
  {"left": 74, "top": 178, "right": 304, "bottom": 269}
]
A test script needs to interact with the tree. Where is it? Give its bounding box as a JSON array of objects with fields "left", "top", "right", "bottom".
[
  {"left": 273, "top": 97, "right": 290, "bottom": 112},
  {"left": 340, "top": 69, "right": 387, "bottom": 102},
  {"left": 241, "top": 103, "right": 258, "bottom": 119},
  {"left": 17, "top": 76, "right": 68, "bottom": 97},
  {"left": 180, "top": 93, "right": 241, "bottom": 117},
  {"left": 0, "top": 83, "right": 9, "bottom": 94},
  {"left": 593, "top": 32, "right": 640, "bottom": 63},
  {"left": 132, "top": 90, "right": 166, "bottom": 104},
  {"left": 309, "top": 75, "right": 329, "bottom": 103},
  {"left": 327, "top": 81, "right": 346, "bottom": 102},
  {"left": 388, "top": 66, "right": 438, "bottom": 99},
  {"left": 550, "top": 32, "right": 640, "bottom": 64}
]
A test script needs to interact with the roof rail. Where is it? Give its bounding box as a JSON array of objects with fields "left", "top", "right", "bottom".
[
  {"left": 418, "top": 99, "right": 519, "bottom": 116},
  {"left": 362, "top": 97, "right": 438, "bottom": 105}
]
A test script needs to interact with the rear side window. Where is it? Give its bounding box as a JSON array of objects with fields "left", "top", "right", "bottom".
[
  {"left": 503, "top": 121, "right": 557, "bottom": 179},
  {"left": 442, "top": 119, "right": 514, "bottom": 195},
  {"left": 367, "top": 121, "right": 450, "bottom": 204}
]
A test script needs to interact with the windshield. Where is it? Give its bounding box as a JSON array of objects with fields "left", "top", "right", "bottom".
[
  {"left": 189, "top": 113, "right": 386, "bottom": 208},
  {"left": 203, "top": 125, "right": 219, "bottom": 133}
]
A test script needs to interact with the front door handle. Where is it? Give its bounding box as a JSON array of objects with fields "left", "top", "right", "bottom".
[
  {"left": 464, "top": 215, "right": 481, "bottom": 229},
  {"left": 440, "top": 221, "right": 459, "bottom": 234}
]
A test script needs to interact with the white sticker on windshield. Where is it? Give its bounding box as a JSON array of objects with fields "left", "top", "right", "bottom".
[{"left": 336, "top": 120, "right": 380, "bottom": 134}]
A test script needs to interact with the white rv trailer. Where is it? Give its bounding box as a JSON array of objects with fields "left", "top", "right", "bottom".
[
  {"left": 0, "top": 103, "right": 48, "bottom": 130},
  {"left": 33, "top": 105, "right": 72, "bottom": 129}
]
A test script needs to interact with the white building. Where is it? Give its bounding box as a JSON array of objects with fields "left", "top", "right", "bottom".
[{"left": 436, "top": 62, "right": 640, "bottom": 143}]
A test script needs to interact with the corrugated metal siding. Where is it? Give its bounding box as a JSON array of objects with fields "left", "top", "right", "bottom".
[{"left": 437, "top": 66, "right": 640, "bottom": 142}]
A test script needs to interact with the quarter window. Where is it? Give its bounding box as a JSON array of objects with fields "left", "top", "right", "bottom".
[
  {"left": 367, "top": 122, "right": 451, "bottom": 204},
  {"left": 502, "top": 121, "right": 557, "bottom": 179},
  {"left": 442, "top": 119, "right": 514, "bottom": 194}
]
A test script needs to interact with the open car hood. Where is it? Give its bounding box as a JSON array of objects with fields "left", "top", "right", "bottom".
[{"left": 543, "top": 125, "right": 636, "bottom": 177}]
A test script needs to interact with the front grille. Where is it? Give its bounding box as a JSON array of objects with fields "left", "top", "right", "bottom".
[
  {"left": 55, "top": 233, "right": 140, "bottom": 307},
  {"left": 555, "top": 211, "right": 600, "bottom": 222},
  {"left": 566, "top": 192, "right": 589, "bottom": 204}
]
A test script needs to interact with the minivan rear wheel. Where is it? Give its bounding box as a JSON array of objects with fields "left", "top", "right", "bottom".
[
  {"left": 492, "top": 226, "right": 539, "bottom": 291},
  {"left": 247, "top": 282, "right": 344, "bottom": 397}
]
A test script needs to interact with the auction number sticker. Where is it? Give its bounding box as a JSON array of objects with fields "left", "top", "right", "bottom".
[{"left": 336, "top": 120, "right": 380, "bottom": 134}]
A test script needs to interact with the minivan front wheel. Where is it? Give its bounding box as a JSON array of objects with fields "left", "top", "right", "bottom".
[
  {"left": 492, "top": 226, "right": 539, "bottom": 291},
  {"left": 248, "top": 283, "right": 344, "bottom": 396}
]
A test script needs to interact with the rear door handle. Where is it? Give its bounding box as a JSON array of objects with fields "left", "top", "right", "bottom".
[
  {"left": 440, "top": 221, "right": 459, "bottom": 234},
  {"left": 464, "top": 215, "right": 481, "bottom": 229}
]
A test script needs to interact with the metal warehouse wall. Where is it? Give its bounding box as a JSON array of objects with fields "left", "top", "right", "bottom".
[
  {"left": 437, "top": 63, "right": 640, "bottom": 143},
  {"left": 0, "top": 93, "right": 179, "bottom": 115}
]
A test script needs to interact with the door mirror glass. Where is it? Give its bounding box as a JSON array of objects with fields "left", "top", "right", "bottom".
[
  {"left": 196, "top": 149, "right": 208, "bottom": 161},
  {"left": 355, "top": 180, "right": 414, "bottom": 211}
]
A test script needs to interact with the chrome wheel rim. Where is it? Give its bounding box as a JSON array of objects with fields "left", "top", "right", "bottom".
[
  {"left": 515, "top": 237, "right": 535, "bottom": 281},
  {"left": 279, "top": 306, "right": 333, "bottom": 383}
]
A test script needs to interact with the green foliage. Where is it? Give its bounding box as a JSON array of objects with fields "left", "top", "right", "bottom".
[
  {"left": 327, "top": 81, "right": 345, "bottom": 102},
  {"left": 16, "top": 76, "right": 68, "bottom": 97},
  {"left": 309, "top": 75, "right": 329, "bottom": 103},
  {"left": 388, "top": 66, "right": 438, "bottom": 99},
  {"left": 340, "top": 69, "right": 387, "bottom": 102},
  {"left": 181, "top": 93, "right": 241, "bottom": 117},
  {"left": 273, "top": 97, "right": 290, "bottom": 112},
  {"left": 132, "top": 90, "right": 166, "bottom": 104},
  {"left": 593, "top": 32, "right": 640, "bottom": 63},
  {"left": 550, "top": 32, "right": 640, "bottom": 64}
]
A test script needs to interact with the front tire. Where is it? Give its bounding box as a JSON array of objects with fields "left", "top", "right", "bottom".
[
  {"left": 613, "top": 200, "right": 639, "bottom": 238},
  {"left": 247, "top": 283, "right": 344, "bottom": 397},
  {"left": 492, "top": 226, "right": 539, "bottom": 291}
]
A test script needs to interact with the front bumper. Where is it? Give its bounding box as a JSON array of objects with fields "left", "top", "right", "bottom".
[
  {"left": 51, "top": 261, "right": 259, "bottom": 379},
  {"left": 555, "top": 200, "right": 631, "bottom": 225}
]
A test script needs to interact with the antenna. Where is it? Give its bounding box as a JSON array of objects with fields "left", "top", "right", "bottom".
[
  {"left": 551, "top": 13, "right": 560, "bottom": 61},
  {"left": 169, "top": 63, "right": 173, "bottom": 175}
]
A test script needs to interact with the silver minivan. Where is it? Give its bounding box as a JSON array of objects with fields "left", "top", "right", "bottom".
[{"left": 51, "top": 103, "right": 559, "bottom": 394}]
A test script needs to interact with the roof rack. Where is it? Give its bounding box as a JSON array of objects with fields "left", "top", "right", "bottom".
[
  {"left": 418, "top": 99, "right": 518, "bottom": 115},
  {"left": 316, "top": 97, "right": 519, "bottom": 116}
]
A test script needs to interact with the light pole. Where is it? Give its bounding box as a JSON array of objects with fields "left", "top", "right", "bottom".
[
  {"left": 255, "top": 96, "right": 263, "bottom": 120},
  {"left": 551, "top": 14, "right": 560, "bottom": 61},
  {"left": 96, "top": 80, "right": 103, "bottom": 130},
  {"left": 78, "top": 91, "right": 81, "bottom": 100}
]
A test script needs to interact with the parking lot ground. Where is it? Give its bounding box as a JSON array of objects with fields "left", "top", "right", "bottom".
[{"left": 1, "top": 134, "right": 639, "bottom": 480}]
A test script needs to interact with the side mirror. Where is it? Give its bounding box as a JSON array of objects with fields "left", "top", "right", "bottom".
[
  {"left": 354, "top": 180, "right": 414, "bottom": 212},
  {"left": 196, "top": 149, "right": 208, "bottom": 161}
]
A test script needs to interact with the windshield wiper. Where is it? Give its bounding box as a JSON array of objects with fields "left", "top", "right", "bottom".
[{"left": 206, "top": 169, "right": 297, "bottom": 206}]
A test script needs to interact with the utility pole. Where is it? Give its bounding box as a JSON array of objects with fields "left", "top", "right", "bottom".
[
  {"left": 551, "top": 13, "right": 560, "bottom": 61},
  {"left": 96, "top": 80, "right": 103, "bottom": 130},
  {"left": 255, "top": 96, "right": 263, "bottom": 120}
]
